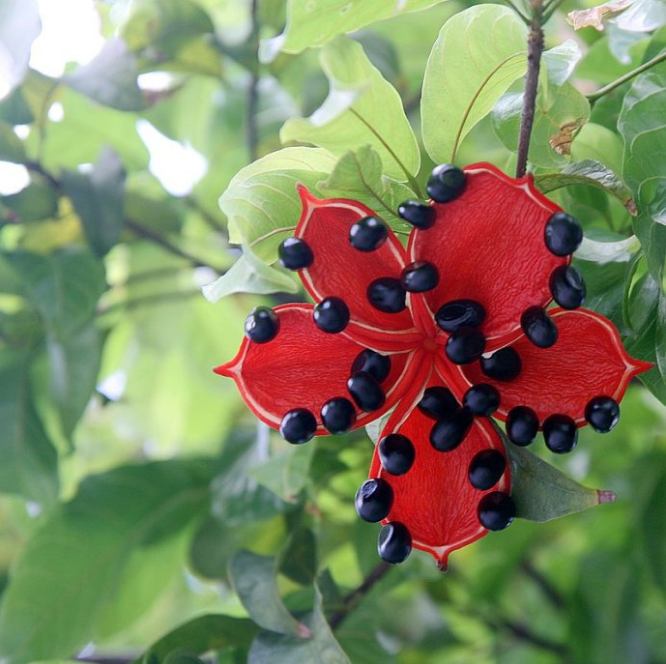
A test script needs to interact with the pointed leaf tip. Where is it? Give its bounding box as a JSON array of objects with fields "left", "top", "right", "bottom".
[{"left": 598, "top": 490, "right": 617, "bottom": 504}]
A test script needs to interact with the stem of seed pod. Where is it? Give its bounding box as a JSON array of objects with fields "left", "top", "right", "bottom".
[{"left": 586, "top": 51, "right": 666, "bottom": 102}]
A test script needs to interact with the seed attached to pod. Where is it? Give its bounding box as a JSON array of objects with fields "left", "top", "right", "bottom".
[
  {"left": 401, "top": 261, "right": 439, "bottom": 293},
  {"left": 543, "top": 414, "right": 578, "bottom": 454},
  {"left": 244, "top": 306, "right": 279, "bottom": 344},
  {"left": 446, "top": 327, "right": 486, "bottom": 364},
  {"left": 351, "top": 349, "right": 391, "bottom": 383},
  {"left": 521, "top": 306, "right": 558, "bottom": 348},
  {"left": 378, "top": 522, "right": 412, "bottom": 564},
  {"left": 549, "top": 265, "right": 586, "bottom": 309},
  {"left": 280, "top": 408, "right": 317, "bottom": 444},
  {"left": 480, "top": 347, "right": 522, "bottom": 382},
  {"left": 349, "top": 216, "right": 388, "bottom": 252},
  {"left": 435, "top": 299, "right": 486, "bottom": 333},
  {"left": 398, "top": 200, "right": 436, "bottom": 229},
  {"left": 314, "top": 297, "right": 350, "bottom": 333},
  {"left": 585, "top": 396, "right": 620, "bottom": 433},
  {"left": 469, "top": 449, "right": 506, "bottom": 491},
  {"left": 379, "top": 433, "right": 415, "bottom": 476},
  {"left": 478, "top": 491, "right": 516, "bottom": 531},
  {"left": 321, "top": 397, "right": 356, "bottom": 434},
  {"left": 463, "top": 384, "right": 500, "bottom": 416},
  {"left": 418, "top": 386, "right": 459, "bottom": 420},
  {"left": 355, "top": 478, "right": 393, "bottom": 522},
  {"left": 506, "top": 406, "right": 539, "bottom": 446},
  {"left": 426, "top": 164, "right": 467, "bottom": 203},
  {"left": 545, "top": 211, "right": 583, "bottom": 256},
  {"left": 367, "top": 277, "right": 407, "bottom": 313},
  {"left": 347, "top": 371, "right": 386, "bottom": 412},
  {"left": 430, "top": 408, "right": 473, "bottom": 452},
  {"left": 278, "top": 237, "right": 313, "bottom": 270}
]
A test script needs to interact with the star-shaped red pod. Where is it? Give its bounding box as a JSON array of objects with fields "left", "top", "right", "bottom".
[{"left": 215, "top": 162, "right": 651, "bottom": 568}]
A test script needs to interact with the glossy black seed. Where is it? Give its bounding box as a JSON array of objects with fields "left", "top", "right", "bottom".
[
  {"left": 445, "top": 327, "right": 486, "bottom": 364},
  {"left": 314, "top": 297, "right": 350, "bottom": 333},
  {"left": 351, "top": 349, "right": 391, "bottom": 384},
  {"left": 426, "top": 164, "right": 467, "bottom": 203},
  {"left": 506, "top": 406, "right": 539, "bottom": 446},
  {"left": 418, "top": 386, "right": 459, "bottom": 420},
  {"left": 379, "top": 434, "right": 415, "bottom": 476},
  {"left": 244, "top": 306, "right": 279, "bottom": 344},
  {"left": 278, "top": 237, "right": 313, "bottom": 270},
  {"left": 280, "top": 408, "right": 317, "bottom": 444},
  {"left": 349, "top": 216, "right": 388, "bottom": 252},
  {"left": 367, "top": 277, "right": 407, "bottom": 313},
  {"left": 347, "top": 371, "right": 386, "bottom": 412},
  {"left": 378, "top": 522, "right": 412, "bottom": 564},
  {"left": 355, "top": 478, "right": 393, "bottom": 522},
  {"left": 398, "top": 200, "right": 436, "bottom": 229},
  {"left": 435, "top": 299, "right": 486, "bottom": 333},
  {"left": 585, "top": 396, "right": 620, "bottom": 433},
  {"left": 543, "top": 414, "right": 578, "bottom": 454},
  {"left": 401, "top": 261, "right": 439, "bottom": 293},
  {"left": 430, "top": 408, "right": 473, "bottom": 452},
  {"left": 469, "top": 450, "right": 506, "bottom": 491},
  {"left": 478, "top": 492, "right": 516, "bottom": 531},
  {"left": 545, "top": 212, "right": 583, "bottom": 256},
  {"left": 549, "top": 265, "right": 586, "bottom": 309},
  {"left": 321, "top": 397, "right": 356, "bottom": 434},
  {"left": 480, "top": 347, "right": 522, "bottom": 382},
  {"left": 463, "top": 384, "right": 500, "bottom": 416},
  {"left": 521, "top": 306, "right": 558, "bottom": 348}
]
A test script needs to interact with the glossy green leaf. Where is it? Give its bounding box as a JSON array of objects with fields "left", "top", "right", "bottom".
[
  {"left": 250, "top": 443, "right": 314, "bottom": 503},
  {"left": 0, "top": 460, "right": 214, "bottom": 664},
  {"left": 613, "top": 0, "right": 666, "bottom": 32},
  {"left": 1, "top": 178, "right": 58, "bottom": 222},
  {"left": 421, "top": 5, "right": 526, "bottom": 164},
  {"left": 576, "top": 234, "right": 641, "bottom": 263},
  {"left": 542, "top": 40, "right": 582, "bottom": 89},
  {"left": 570, "top": 122, "right": 624, "bottom": 176},
  {"left": 281, "top": 36, "right": 420, "bottom": 182},
  {"left": 62, "top": 147, "right": 127, "bottom": 257},
  {"left": 279, "top": 528, "right": 317, "bottom": 585}
]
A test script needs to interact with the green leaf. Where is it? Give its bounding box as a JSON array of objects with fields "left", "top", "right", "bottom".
[
  {"left": 135, "top": 615, "right": 258, "bottom": 664},
  {"left": 64, "top": 39, "right": 147, "bottom": 111},
  {"left": 570, "top": 122, "right": 624, "bottom": 176},
  {"left": 0, "top": 351, "right": 58, "bottom": 504},
  {"left": 542, "top": 40, "right": 582, "bottom": 89},
  {"left": 0, "top": 121, "right": 26, "bottom": 162},
  {"left": 534, "top": 160, "right": 636, "bottom": 214},
  {"left": 248, "top": 587, "right": 351, "bottom": 664},
  {"left": 613, "top": 0, "right": 666, "bottom": 32},
  {"left": 62, "top": 147, "right": 127, "bottom": 257},
  {"left": 317, "top": 146, "right": 414, "bottom": 231},
  {"left": 250, "top": 443, "right": 314, "bottom": 503},
  {"left": 281, "top": 36, "right": 420, "bottom": 182},
  {"left": 261, "top": 0, "right": 447, "bottom": 59},
  {"left": 576, "top": 234, "right": 641, "bottom": 263},
  {"left": 0, "top": 0, "right": 41, "bottom": 99},
  {"left": 279, "top": 528, "right": 317, "bottom": 585},
  {"left": 202, "top": 245, "right": 299, "bottom": 302},
  {"left": 0, "top": 460, "right": 214, "bottom": 664},
  {"left": 229, "top": 550, "right": 310, "bottom": 636},
  {"left": 506, "top": 440, "right": 613, "bottom": 522},
  {"left": 421, "top": 5, "right": 526, "bottom": 164}
]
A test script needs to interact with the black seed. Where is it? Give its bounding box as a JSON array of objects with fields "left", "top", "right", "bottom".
[
  {"left": 355, "top": 478, "right": 393, "bottom": 522},
  {"left": 545, "top": 212, "right": 583, "bottom": 256},
  {"left": 585, "top": 396, "right": 620, "bottom": 433},
  {"left": 480, "top": 347, "right": 522, "bottom": 382},
  {"left": 521, "top": 306, "right": 558, "bottom": 348},
  {"left": 280, "top": 408, "right": 317, "bottom": 444},
  {"left": 463, "top": 384, "right": 500, "bottom": 416},
  {"left": 430, "top": 408, "right": 473, "bottom": 452},
  {"left": 378, "top": 522, "right": 412, "bottom": 564},
  {"left": 278, "top": 237, "right": 313, "bottom": 270},
  {"left": 349, "top": 216, "right": 388, "bottom": 252},
  {"left": 401, "top": 261, "right": 439, "bottom": 293},
  {"left": 445, "top": 327, "right": 486, "bottom": 364},
  {"left": 435, "top": 299, "right": 486, "bottom": 333},
  {"left": 426, "top": 164, "right": 467, "bottom": 203},
  {"left": 549, "top": 265, "right": 586, "bottom": 309},
  {"left": 469, "top": 450, "right": 506, "bottom": 491},
  {"left": 347, "top": 371, "right": 386, "bottom": 412},
  {"left": 314, "top": 296, "right": 350, "bottom": 333},
  {"left": 321, "top": 397, "right": 356, "bottom": 434},
  {"left": 506, "top": 406, "right": 539, "bottom": 446},
  {"left": 379, "top": 433, "right": 415, "bottom": 476},
  {"left": 351, "top": 349, "right": 391, "bottom": 384},
  {"left": 367, "top": 277, "right": 407, "bottom": 313},
  {"left": 418, "top": 386, "right": 459, "bottom": 420},
  {"left": 398, "top": 200, "right": 436, "bottom": 229},
  {"left": 244, "top": 306, "right": 279, "bottom": 344},
  {"left": 543, "top": 414, "right": 578, "bottom": 454},
  {"left": 478, "top": 492, "right": 516, "bottom": 531}
]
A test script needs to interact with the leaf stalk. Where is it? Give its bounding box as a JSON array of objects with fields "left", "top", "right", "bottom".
[{"left": 586, "top": 51, "right": 666, "bottom": 102}]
